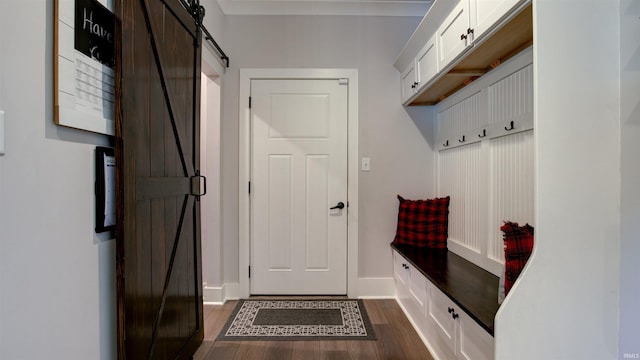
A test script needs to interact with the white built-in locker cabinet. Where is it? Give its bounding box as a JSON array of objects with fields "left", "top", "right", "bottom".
[
  {"left": 416, "top": 34, "right": 439, "bottom": 93},
  {"left": 437, "top": 0, "right": 473, "bottom": 70},
  {"left": 436, "top": 47, "right": 534, "bottom": 275},
  {"left": 471, "top": 0, "right": 525, "bottom": 41},
  {"left": 401, "top": 63, "right": 417, "bottom": 103},
  {"left": 437, "top": 0, "right": 526, "bottom": 72},
  {"left": 402, "top": 33, "right": 439, "bottom": 104}
]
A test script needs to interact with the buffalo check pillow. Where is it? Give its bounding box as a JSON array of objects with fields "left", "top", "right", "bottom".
[
  {"left": 392, "top": 195, "right": 450, "bottom": 249},
  {"left": 501, "top": 221, "right": 534, "bottom": 296}
]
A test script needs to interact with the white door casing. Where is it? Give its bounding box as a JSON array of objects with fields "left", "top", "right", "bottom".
[
  {"left": 239, "top": 69, "right": 358, "bottom": 298},
  {"left": 250, "top": 78, "right": 348, "bottom": 294}
]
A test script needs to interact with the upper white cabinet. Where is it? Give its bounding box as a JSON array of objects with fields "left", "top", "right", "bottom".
[
  {"left": 437, "top": 0, "right": 472, "bottom": 71},
  {"left": 401, "top": 62, "right": 418, "bottom": 104},
  {"left": 402, "top": 33, "right": 439, "bottom": 103},
  {"left": 395, "top": 0, "right": 532, "bottom": 105},
  {"left": 471, "top": 0, "right": 525, "bottom": 40},
  {"left": 416, "top": 34, "right": 439, "bottom": 93}
]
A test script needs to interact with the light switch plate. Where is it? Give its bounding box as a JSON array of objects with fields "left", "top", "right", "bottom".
[
  {"left": 0, "top": 110, "right": 5, "bottom": 156},
  {"left": 361, "top": 157, "right": 370, "bottom": 171}
]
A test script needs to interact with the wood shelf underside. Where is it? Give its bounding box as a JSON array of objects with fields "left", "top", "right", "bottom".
[{"left": 410, "top": 4, "right": 533, "bottom": 106}]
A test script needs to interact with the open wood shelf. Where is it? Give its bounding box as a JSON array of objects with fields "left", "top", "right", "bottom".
[{"left": 409, "top": 3, "right": 533, "bottom": 106}]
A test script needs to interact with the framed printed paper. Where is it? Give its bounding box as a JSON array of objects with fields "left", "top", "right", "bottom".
[
  {"left": 54, "top": 0, "right": 116, "bottom": 135},
  {"left": 95, "top": 146, "right": 115, "bottom": 232}
]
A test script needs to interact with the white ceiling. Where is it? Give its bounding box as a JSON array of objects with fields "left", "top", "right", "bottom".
[{"left": 215, "top": 0, "right": 432, "bottom": 17}]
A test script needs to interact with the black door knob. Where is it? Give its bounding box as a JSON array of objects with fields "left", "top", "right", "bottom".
[{"left": 330, "top": 202, "right": 345, "bottom": 210}]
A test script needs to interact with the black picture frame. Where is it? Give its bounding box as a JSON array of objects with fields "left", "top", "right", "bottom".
[{"left": 95, "top": 146, "right": 115, "bottom": 233}]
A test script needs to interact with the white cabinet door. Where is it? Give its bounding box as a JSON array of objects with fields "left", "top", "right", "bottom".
[
  {"left": 428, "top": 283, "right": 457, "bottom": 354},
  {"left": 428, "top": 280, "right": 495, "bottom": 360},
  {"left": 393, "top": 251, "right": 409, "bottom": 286},
  {"left": 401, "top": 62, "right": 418, "bottom": 103},
  {"left": 458, "top": 312, "right": 495, "bottom": 360},
  {"left": 416, "top": 34, "right": 438, "bottom": 93},
  {"left": 408, "top": 267, "right": 427, "bottom": 312},
  {"left": 470, "top": 0, "right": 524, "bottom": 40},
  {"left": 437, "top": 0, "right": 472, "bottom": 71}
]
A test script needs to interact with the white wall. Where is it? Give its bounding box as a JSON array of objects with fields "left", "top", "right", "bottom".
[
  {"left": 619, "top": 0, "right": 640, "bottom": 357},
  {"left": 200, "top": 73, "right": 224, "bottom": 301},
  {"left": 202, "top": 0, "right": 226, "bottom": 48},
  {"left": 219, "top": 15, "right": 434, "bottom": 285},
  {"left": 495, "top": 1, "right": 620, "bottom": 359},
  {"left": 0, "top": 2, "right": 115, "bottom": 359}
]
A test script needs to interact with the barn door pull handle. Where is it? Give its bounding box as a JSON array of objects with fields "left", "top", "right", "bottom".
[
  {"left": 330, "top": 202, "right": 345, "bottom": 210},
  {"left": 191, "top": 171, "right": 207, "bottom": 198}
]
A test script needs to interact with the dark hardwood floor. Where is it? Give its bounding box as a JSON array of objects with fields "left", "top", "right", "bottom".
[{"left": 193, "top": 299, "right": 434, "bottom": 360}]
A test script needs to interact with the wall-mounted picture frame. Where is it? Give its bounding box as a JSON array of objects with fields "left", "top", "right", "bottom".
[
  {"left": 54, "top": 0, "right": 116, "bottom": 135},
  {"left": 95, "top": 146, "right": 115, "bottom": 233}
]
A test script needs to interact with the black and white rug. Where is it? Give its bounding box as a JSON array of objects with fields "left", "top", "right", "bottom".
[{"left": 216, "top": 299, "right": 376, "bottom": 341}]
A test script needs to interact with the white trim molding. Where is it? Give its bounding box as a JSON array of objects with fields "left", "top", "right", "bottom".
[
  {"left": 203, "top": 283, "right": 243, "bottom": 304},
  {"left": 357, "top": 278, "right": 397, "bottom": 299},
  {"left": 239, "top": 68, "right": 359, "bottom": 299},
  {"left": 217, "top": 0, "right": 432, "bottom": 17}
]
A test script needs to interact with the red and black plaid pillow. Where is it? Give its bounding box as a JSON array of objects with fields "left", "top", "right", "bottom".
[
  {"left": 501, "top": 222, "right": 534, "bottom": 295},
  {"left": 392, "top": 195, "right": 450, "bottom": 249}
]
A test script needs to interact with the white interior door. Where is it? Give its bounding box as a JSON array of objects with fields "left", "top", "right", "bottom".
[{"left": 250, "top": 78, "right": 348, "bottom": 294}]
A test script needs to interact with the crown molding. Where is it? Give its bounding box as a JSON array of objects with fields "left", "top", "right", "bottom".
[{"left": 217, "top": 0, "right": 431, "bottom": 16}]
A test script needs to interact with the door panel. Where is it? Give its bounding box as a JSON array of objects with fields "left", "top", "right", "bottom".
[
  {"left": 471, "top": 0, "right": 523, "bottom": 40},
  {"left": 251, "top": 79, "right": 348, "bottom": 295},
  {"left": 116, "top": 0, "right": 203, "bottom": 359},
  {"left": 438, "top": 0, "right": 472, "bottom": 70},
  {"left": 306, "top": 155, "right": 329, "bottom": 269}
]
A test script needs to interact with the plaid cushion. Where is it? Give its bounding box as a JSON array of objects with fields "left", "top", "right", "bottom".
[
  {"left": 392, "top": 195, "right": 450, "bottom": 249},
  {"left": 501, "top": 222, "right": 534, "bottom": 296}
]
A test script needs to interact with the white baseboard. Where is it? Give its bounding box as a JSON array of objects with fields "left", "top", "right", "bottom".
[
  {"left": 357, "top": 277, "right": 396, "bottom": 298},
  {"left": 203, "top": 285, "right": 223, "bottom": 304},
  {"left": 206, "top": 279, "right": 395, "bottom": 304},
  {"left": 203, "top": 283, "right": 242, "bottom": 304},
  {"left": 223, "top": 282, "right": 242, "bottom": 300}
]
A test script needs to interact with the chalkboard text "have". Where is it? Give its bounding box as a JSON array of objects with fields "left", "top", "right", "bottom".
[{"left": 83, "top": 8, "right": 112, "bottom": 59}]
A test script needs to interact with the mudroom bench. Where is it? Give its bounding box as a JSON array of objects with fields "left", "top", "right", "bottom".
[{"left": 391, "top": 243, "right": 500, "bottom": 360}]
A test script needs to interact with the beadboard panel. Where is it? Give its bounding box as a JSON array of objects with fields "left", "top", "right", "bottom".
[
  {"left": 488, "top": 130, "right": 535, "bottom": 263},
  {"left": 438, "top": 142, "right": 486, "bottom": 255},
  {"left": 488, "top": 64, "right": 533, "bottom": 126},
  {"left": 437, "top": 90, "right": 484, "bottom": 145},
  {"left": 435, "top": 51, "right": 534, "bottom": 274}
]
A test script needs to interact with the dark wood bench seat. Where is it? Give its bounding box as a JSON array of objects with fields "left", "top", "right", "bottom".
[{"left": 391, "top": 243, "right": 500, "bottom": 335}]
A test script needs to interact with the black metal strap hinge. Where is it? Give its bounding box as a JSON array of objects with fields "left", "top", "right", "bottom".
[{"left": 191, "top": 170, "right": 207, "bottom": 200}]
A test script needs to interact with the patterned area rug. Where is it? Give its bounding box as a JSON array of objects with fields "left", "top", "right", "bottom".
[{"left": 216, "top": 299, "right": 376, "bottom": 341}]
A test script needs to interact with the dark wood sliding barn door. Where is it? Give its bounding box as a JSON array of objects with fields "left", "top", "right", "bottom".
[{"left": 116, "top": 0, "right": 204, "bottom": 359}]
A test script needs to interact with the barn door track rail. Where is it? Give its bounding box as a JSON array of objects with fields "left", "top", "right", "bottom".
[{"left": 179, "top": 0, "right": 230, "bottom": 68}]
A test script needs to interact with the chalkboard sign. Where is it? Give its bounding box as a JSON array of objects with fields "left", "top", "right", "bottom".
[
  {"left": 54, "top": 0, "right": 116, "bottom": 135},
  {"left": 74, "top": 0, "right": 115, "bottom": 69}
]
